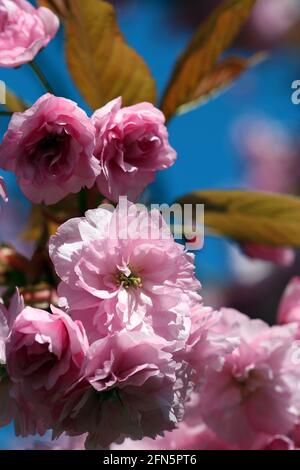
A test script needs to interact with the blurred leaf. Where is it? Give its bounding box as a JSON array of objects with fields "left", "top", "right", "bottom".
[
  {"left": 177, "top": 53, "right": 266, "bottom": 115},
  {"left": 177, "top": 190, "right": 300, "bottom": 247},
  {"left": 161, "top": 0, "right": 257, "bottom": 121},
  {"left": 64, "top": 0, "right": 156, "bottom": 109},
  {"left": 38, "top": 0, "right": 70, "bottom": 17},
  {"left": 21, "top": 206, "right": 59, "bottom": 243},
  {"left": 21, "top": 206, "right": 45, "bottom": 243},
  {"left": 4, "top": 90, "right": 28, "bottom": 112}
]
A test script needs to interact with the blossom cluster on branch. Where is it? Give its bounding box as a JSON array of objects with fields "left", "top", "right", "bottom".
[{"left": 0, "top": 0, "right": 299, "bottom": 452}]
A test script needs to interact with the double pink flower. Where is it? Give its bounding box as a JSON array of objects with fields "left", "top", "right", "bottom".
[
  {"left": 1, "top": 300, "right": 88, "bottom": 437},
  {"left": 0, "top": 203, "right": 232, "bottom": 449},
  {"left": 0, "top": 94, "right": 100, "bottom": 205},
  {"left": 92, "top": 97, "right": 176, "bottom": 202},
  {"left": 49, "top": 202, "right": 201, "bottom": 345}
]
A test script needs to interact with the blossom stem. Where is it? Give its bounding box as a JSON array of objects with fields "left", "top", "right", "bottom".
[
  {"left": 29, "top": 61, "right": 55, "bottom": 95},
  {"left": 78, "top": 188, "right": 88, "bottom": 216},
  {"left": 0, "top": 364, "right": 9, "bottom": 383},
  {"left": 0, "top": 111, "right": 13, "bottom": 116}
]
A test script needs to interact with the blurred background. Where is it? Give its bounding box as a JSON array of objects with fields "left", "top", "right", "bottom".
[{"left": 0, "top": 0, "right": 300, "bottom": 449}]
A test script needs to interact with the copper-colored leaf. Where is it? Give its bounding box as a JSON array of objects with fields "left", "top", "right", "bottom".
[
  {"left": 5, "top": 90, "right": 28, "bottom": 112},
  {"left": 64, "top": 0, "right": 156, "bottom": 110},
  {"left": 21, "top": 206, "right": 45, "bottom": 243},
  {"left": 161, "top": 0, "right": 257, "bottom": 121},
  {"left": 177, "top": 53, "right": 265, "bottom": 115},
  {"left": 38, "top": 0, "right": 70, "bottom": 18},
  {"left": 177, "top": 190, "right": 300, "bottom": 247},
  {"left": 21, "top": 206, "right": 58, "bottom": 243}
]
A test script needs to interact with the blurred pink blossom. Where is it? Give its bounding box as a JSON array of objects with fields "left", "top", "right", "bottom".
[
  {"left": 0, "top": 0, "right": 59, "bottom": 68},
  {"left": 233, "top": 117, "right": 300, "bottom": 194},
  {"left": 262, "top": 435, "right": 296, "bottom": 450},
  {"left": 232, "top": 117, "right": 299, "bottom": 267},
  {"left": 199, "top": 309, "right": 300, "bottom": 448},
  {"left": 249, "top": 0, "right": 300, "bottom": 45},
  {"left": 241, "top": 243, "right": 295, "bottom": 267}
]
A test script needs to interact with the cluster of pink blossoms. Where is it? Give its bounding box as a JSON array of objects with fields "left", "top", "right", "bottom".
[
  {"left": 0, "top": 203, "right": 235, "bottom": 449},
  {"left": 3, "top": 268, "right": 299, "bottom": 451},
  {"left": 0, "top": 94, "right": 176, "bottom": 205},
  {"left": 0, "top": 0, "right": 300, "bottom": 453},
  {"left": 112, "top": 300, "right": 300, "bottom": 451},
  {"left": 2, "top": 205, "right": 300, "bottom": 449},
  {"left": 0, "top": 0, "right": 175, "bottom": 203}
]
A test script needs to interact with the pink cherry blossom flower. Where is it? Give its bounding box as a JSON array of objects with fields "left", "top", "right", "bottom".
[
  {"left": 183, "top": 304, "right": 239, "bottom": 381},
  {"left": 250, "top": 0, "right": 300, "bottom": 45},
  {"left": 262, "top": 435, "right": 295, "bottom": 450},
  {"left": 290, "top": 423, "right": 300, "bottom": 448},
  {"left": 109, "top": 307, "right": 239, "bottom": 451},
  {"left": 53, "top": 330, "right": 192, "bottom": 449},
  {"left": 278, "top": 277, "right": 300, "bottom": 333},
  {"left": 0, "top": 0, "right": 59, "bottom": 68},
  {"left": 92, "top": 97, "right": 176, "bottom": 202},
  {"left": 111, "top": 310, "right": 297, "bottom": 451},
  {"left": 50, "top": 202, "right": 201, "bottom": 345},
  {"left": 233, "top": 117, "right": 300, "bottom": 194},
  {"left": 199, "top": 309, "right": 300, "bottom": 448},
  {"left": 6, "top": 305, "right": 88, "bottom": 436},
  {"left": 241, "top": 243, "right": 295, "bottom": 267},
  {"left": 0, "top": 94, "right": 100, "bottom": 205}
]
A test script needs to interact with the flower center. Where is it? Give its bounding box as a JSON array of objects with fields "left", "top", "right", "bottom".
[
  {"left": 117, "top": 272, "right": 142, "bottom": 289},
  {"left": 234, "top": 368, "right": 262, "bottom": 399},
  {"left": 36, "top": 132, "right": 69, "bottom": 156},
  {"left": 24, "top": 130, "right": 72, "bottom": 182}
]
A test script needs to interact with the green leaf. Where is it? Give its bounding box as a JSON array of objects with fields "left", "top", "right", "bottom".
[
  {"left": 177, "top": 190, "right": 300, "bottom": 247},
  {"left": 160, "top": 0, "right": 257, "bottom": 121}
]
